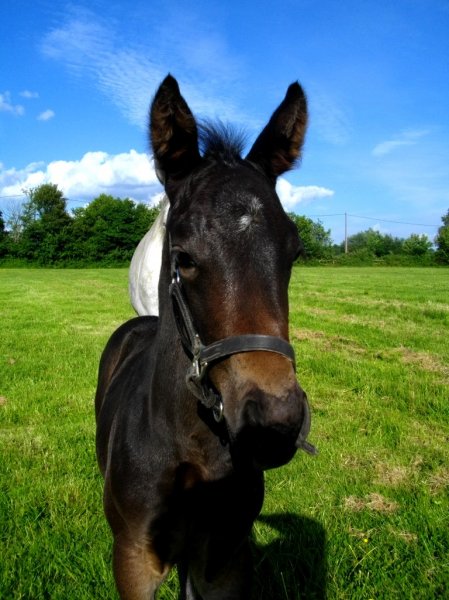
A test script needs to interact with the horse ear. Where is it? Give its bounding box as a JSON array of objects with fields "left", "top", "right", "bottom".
[
  {"left": 246, "top": 82, "right": 308, "bottom": 182},
  {"left": 150, "top": 75, "right": 201, "bottom": 184}
]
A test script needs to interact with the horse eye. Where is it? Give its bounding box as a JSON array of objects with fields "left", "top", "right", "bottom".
[{"left": 176, "top": 252, "right": 197, "bottom": 271}]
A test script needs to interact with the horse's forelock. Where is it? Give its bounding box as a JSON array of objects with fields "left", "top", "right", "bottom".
[{"left": 199, "top": 121, "right": 247, "bottom": 165}]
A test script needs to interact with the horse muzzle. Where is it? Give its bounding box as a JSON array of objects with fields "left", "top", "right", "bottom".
[{"left": 230, "top": 384, "right": 317, "bottom": 471}]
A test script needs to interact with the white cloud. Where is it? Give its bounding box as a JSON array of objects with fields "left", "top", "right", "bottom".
[
  {"left": 20, "top": 90, "right": 39, "bottom": 99},
  {"left": 0, "top": 92, "right": 24, "bottom": 116},
  {"left": 0, "top": 150, "right": 162, "bottom": 204},
  {"left": 37, "top": 109, "right": 55, "bottom": 121},
  {"left": 372, "top": 129, "right": 430, "bottom": 157},
  {"left": 372, "top": 139, "right": 411, "bottom": 156},
  {"left": 0, "top": 149, "right": 334, "bottom": 217},
  {"left": 40, "top": 7, "right": 247, "bottom": 129},
  {"left": 276, "top": 178, "right": 334, "bottom": 210},
  {"left": 41, "top": 15, "right": 164, "bottom": 128}
]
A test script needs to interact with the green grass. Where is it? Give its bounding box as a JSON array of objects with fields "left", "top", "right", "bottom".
[{"left": 1, "top": 267, "right": 448, "bottom": 599}]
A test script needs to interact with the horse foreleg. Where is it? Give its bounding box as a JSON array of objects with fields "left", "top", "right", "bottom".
[
  {"left": 188, "top": 538, "right": 253, "bottom": 600},
  {"left": 112, "top": 531, "right": 170, "bottom": 600},
  {"left": 104, "top": 483, "right": 169, "bottom": 600},
  {"left": 178, "top": 561, "right": 202, "bottom": 600}
]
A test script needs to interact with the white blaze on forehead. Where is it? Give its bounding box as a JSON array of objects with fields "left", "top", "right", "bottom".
[
  {"left": 237, "top": 195, "right": 262, "bottom": 232},
  {"left": 129, "top": 196, "right": 170, "bottom": 316}
]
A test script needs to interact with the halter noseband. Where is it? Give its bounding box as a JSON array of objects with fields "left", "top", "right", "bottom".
[{"left": 169, "top": 266, "right": 297, "bottom": 422}]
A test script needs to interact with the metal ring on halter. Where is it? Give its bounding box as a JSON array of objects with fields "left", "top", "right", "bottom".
[{"left": 212, "top": 400, "right": 224, "bottom": 423}]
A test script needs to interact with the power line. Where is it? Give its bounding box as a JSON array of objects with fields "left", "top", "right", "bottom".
[
  {"left": 307, "top": 213, "right": 345, "bottom": 218},
  {"left": 305, "top": 212, "right": 438, "bottom": 228},
  {"left": 347, "top": 213, "right": 437, "bottom": 228}
]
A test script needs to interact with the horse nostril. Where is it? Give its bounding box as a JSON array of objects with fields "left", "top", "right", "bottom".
[
  {"left": 241, "top": 388, "right": 302, "bottom": 432},
  {"left": 243, "top": 398, "right": 263, "bottom": 427}
]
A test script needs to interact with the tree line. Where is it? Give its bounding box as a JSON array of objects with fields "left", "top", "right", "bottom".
[
  {"left": 0, "top": 184, "right": 159, "bottom": 266},
  {"left": 286, "top": 212, "right": 449, "bottom": 265},
  {"left": 0, "top": 183, "right": 448, "bottom": 266}
]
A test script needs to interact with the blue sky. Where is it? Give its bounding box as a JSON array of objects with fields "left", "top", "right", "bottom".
[{"left": 1, "top": 0, "right": 448, "bottom": 243}]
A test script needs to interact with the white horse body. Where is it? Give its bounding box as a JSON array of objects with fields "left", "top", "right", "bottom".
[{"left": 129, "top": 196, "right": 169, "bottom": 316}]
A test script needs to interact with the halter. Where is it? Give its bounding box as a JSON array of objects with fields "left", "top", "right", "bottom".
[{"left": 169, "top": 265, "right": 297, "bottom": 423}]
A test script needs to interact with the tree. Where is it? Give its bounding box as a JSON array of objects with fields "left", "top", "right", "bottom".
[
  {"left": 21, "top": 184, "right": 70, "bottom": 228},
  {"left": 288, "top": 213, "right": 333, "bottom": 260},
  {"left": 402, "top": 234, "right": 432, "bottom": 257},
  {"left": 435, "top": 209, "right": 449, "bottom": 264},
  {"left": 69, "top": 195, "right": 160, "bottom": 263},
  {"left": 343, "top": 228, "right": 402, "bottom": 257},
  {"left": 19, "top": 184, "right": 72, "bottom": 263}
]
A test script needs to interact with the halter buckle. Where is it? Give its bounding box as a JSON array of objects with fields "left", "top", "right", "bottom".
[{"left": 190, "top": 335, "right": 206, "bottom": 381}]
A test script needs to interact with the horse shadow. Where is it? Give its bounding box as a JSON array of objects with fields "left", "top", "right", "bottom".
[{"left": 251, "top": 512, "right": 327, "bottom": 599}]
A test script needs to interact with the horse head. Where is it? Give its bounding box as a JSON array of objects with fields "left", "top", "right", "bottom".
[{"left": 151, "top": 75, "right": 314, "bottom": 471}]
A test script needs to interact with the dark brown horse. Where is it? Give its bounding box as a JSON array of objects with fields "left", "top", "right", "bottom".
[{"left": 95, "top": 75, "right": 315, "bottom": 599}]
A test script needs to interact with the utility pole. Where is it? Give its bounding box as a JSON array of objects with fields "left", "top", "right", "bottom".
[{"left": 344, "top": 212, "right": 348, "bottom": 254}]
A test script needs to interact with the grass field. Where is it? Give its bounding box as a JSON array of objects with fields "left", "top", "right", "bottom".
[{"left": 1, "top": 267, "right": 448, "bottom": 599}]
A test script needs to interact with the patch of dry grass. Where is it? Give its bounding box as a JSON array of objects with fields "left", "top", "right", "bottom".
[
  {"left": 374, "top": 464, "right": 410, "bottom": 487},
  {"left": 292, "top": 327, "right": 367, "bottom": 355},
  {"left": 427, "top": 468, "right": 449, "bottom": 495},
  {"left": 344, "top": 493, "right": 399, "bottom": 514},
  {"left": 395, "top": 346, "right": 449, "bottom": 382}
]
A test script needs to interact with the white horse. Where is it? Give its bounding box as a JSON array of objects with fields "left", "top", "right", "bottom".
[{"left": 129, "top": 196, "right": 169, "bottom": 316}]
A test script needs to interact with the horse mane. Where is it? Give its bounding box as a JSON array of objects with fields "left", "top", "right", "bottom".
[{"left": 199, "top": 120, "right": 247, "bottom": 165}]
